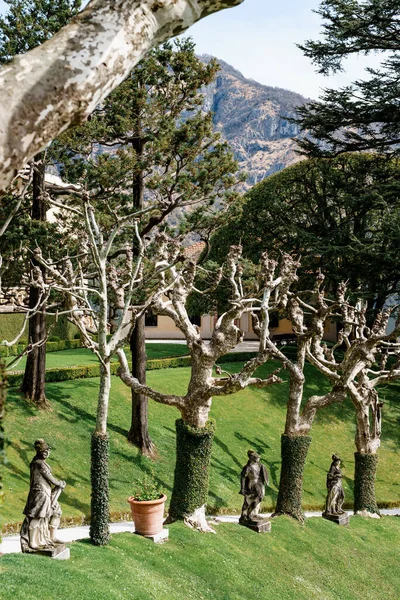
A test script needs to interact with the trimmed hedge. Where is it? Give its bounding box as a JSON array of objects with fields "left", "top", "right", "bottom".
[
  {"left": 275, "top": 434, "right": 312, "bottom": 522},
  {"left": 0, "top": 313, "right": 79, "bottom": 344},
  {"left": 354, "top": 452, "right": 380, "bottom": 514},
  {"left": 168, "top": 418, "right": 216, "bottom": 520},
  {"left": 0, "top": 338, "right": 82, "bottom": 358},
  {"left": 6, "top": 355, "right": 193, "bottom": 388},
  {"left": 90, "top": 431, "right": 110, "bottom": 546},
  {"left": 4, "top": 346, "right": 299, "bottom": 387}
]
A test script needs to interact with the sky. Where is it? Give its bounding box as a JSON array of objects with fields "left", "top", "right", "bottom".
[{"left": 0, "top": 0, "right": 379, "bottom": 99}]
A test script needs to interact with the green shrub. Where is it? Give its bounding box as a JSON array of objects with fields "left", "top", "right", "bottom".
[{"left": 169, "top": 418, "right": 216, "bottom": 519}]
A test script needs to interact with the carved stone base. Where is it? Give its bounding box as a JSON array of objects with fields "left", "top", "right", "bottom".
[
  {"left": 322, "top": 512, "right": 350, "bottom": 526},
  {"left": 135, "top": 528, "right": 169, "bottom": 544},
  {"left": 22, "top": 544, "right": 70, "bottom": 559},
  {"left": 239, "top": 518, "right": 271, "bottom": 533}
]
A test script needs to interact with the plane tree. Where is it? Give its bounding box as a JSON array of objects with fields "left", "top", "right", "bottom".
[
  {"left": 250, "top": 259, "right": 400, "bottom": 520},
  {"left": 117, "top": 240, "right": 286, "bottom": 532},
  {"left": 0, "top": 0, "right": 244, "bottom": 190},
  {"left": 79, "top": 38, "right": 227, "bottom": 458}
]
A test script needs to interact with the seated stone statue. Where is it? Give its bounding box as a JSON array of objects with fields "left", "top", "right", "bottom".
[
  {"left": 239, "top": 450, "right": 269, "bottom": 524},
  {"left": 323, "top": 454, "right": 345, "bottom": 516},
  {"left": 20, "top": 439, "right": 66, "bottom": 552}
]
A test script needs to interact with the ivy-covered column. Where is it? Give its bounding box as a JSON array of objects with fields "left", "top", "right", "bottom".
[
  {"left": 274, "top": 434, "right": 312, "bottom": 522},
  {"left": 90, "top": 432, "right": 110, "bottom": 545},
  {"left": 354, "top": 452, "right": 380, "bottom": 515},
  {"left": 0, "top": 361, "right": 7, "bottom": 544},
  {"left": 168, "top": 419, "right": 215, "bottom": 528}
]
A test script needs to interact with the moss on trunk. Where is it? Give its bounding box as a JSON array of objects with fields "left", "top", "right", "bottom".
[
  {"left": 90, "top": 432, "right": 110, "bottom": 545},
  {"left": 168, "top": 418, "right": 215, "bottom": 520},
  {"left": 354, "top": 452, "right": 380, "bottom": 514},
  {"left": 0, "top": 361, "right": 6, "bottom": 544},
  {"left": 275, "top": 434, "right": 312, "bottom": 522}
]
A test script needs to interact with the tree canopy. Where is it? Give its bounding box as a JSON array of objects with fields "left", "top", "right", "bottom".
[
  {"left": 210, "top": 153, "right": 400, "bottom": 314},
  {"left": 294, "top": 0, "right": 400, "bottom": 156}
]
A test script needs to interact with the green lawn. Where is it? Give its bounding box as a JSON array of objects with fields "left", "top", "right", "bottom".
[
  {"left": 2, "top": 361, "right": 399, "bottom": 529},
  {"left": 1, "top": 517, "right": 400, "bottom": 600},
  {"left": 6, "top": 343, "right": 189, "bottom": 372}
]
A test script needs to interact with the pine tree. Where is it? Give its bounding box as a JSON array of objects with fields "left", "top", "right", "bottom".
[
  {"left": 0, "top": 0, "right": 81, "bottom": 407},
  {"left": 294, "top": 0, "right": 400, "bottom": 156}
]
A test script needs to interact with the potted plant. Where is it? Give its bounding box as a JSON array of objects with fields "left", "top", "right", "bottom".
[{"left": 127, "top": 474, "right": 167, "bottom": 536}]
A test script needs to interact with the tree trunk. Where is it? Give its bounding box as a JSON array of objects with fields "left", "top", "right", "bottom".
[
  {"left": 127, "top": 122, "right": 155, "bottom": 456},
  {"left": 354, "top": 452, "right": 380, "bottom": 515},
  {"left": 90, "top": 362, "right": 111, "bottom": 545},
  {"left": 20, "top": 154, "right": 48, "bottom": 409},
  {"left": 353, "top": 403, "right": 380, "bottom": 516},
  {"left": 0, "top": 360, "right": 6, "bottom": 543},
  {"left": 168, "top": 417, "right": 216, "bottom": 532},
  {"left": 128, "top": 316, "right": 156, "bottom": 457},
  {"left": 274, "top": 434, "right": 312, "bottom": 522}
]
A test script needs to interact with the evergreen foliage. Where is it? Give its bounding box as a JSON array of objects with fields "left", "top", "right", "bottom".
[
  {"left": 294, "top": 0, "right": 400, "bottom": 156},
  {"left": 275, "top": 435, "right": 312, "bottom": 522},
  {"left": 210, "top": 154, "right": 400, "bottom": 313},
  {"left": 354, "top": 452, "right": 380, "bottom": 514},
  {"left": 0, "top": 0, "right": 81, "bottom": 63},
  {"left": 0, "top": 360, "right": 7, "bottom": 544},
  {"left": 168, "top": 419, "right": 216, "bottom": 520},
  {"left": 90, "top": 432, "right": 110, "bottom": 546}
]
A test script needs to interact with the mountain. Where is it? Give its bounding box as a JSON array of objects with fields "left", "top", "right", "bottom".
[{"left": 201, "top": 56, "right": 308, "bottom": 186}]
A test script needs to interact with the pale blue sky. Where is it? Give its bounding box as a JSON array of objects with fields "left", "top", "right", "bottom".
[{"left": 0, "top": 0, "right": 379, "bottom": 99}]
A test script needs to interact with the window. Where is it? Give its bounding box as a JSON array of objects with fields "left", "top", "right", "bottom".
[
  {"left": 270, "top": 312, "right": 279, "bottom": 329},
  {"left": 145, "top": 310, "right": 158, "bottom": 327},
  {"left": 189, "top": 315, "right": 201, "bottom": 327}
]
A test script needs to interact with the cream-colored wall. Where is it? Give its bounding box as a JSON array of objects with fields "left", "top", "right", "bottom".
[
  {"left": 145, "top": 312, "right": 297, "bottom": 340},
  {"left": 323, "top": 320, "right": 337, "bottom": 342}
]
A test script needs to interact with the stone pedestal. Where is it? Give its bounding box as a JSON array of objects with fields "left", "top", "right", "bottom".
[
  {"left": 134, "top": 528, "right": 169, "bottom": 543},
  {"left": 23, "top": 544, "right": 70, "bottom": 559},
  {"left": 322, "top": 512, "right": 350, "bottom": 526},
  {"left": 239, "top": 518, "right": 271, "bottom": 533}
]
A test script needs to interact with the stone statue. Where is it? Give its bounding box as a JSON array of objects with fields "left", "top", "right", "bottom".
[
  {"left": 239, "top": 450, "right": 269, "bottom": 526},
  {"left": 20, "top": 439, "right": 66, "bottom": 553},
  {"left": 322, "top": 454, "right": 348, "bottom": 524}
]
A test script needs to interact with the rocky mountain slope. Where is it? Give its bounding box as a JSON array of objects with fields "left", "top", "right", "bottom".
[{"left": 201, "top": 56, "right": 308, "bottom": 186}]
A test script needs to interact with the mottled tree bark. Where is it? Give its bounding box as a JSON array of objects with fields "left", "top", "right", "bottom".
[
  {"left": 0, "top": 0, "right": 244, "bottom": 190},
  {"left": 20, "top": 155, "right": 48, "bottom": 409}
]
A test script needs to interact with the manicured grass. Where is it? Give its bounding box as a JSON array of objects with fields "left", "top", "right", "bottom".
[
  {"left": 2, "top": 362, "right": 399, "bottom": 529},
  {"left": 6, "top": 343, "right": 189, "bottom": 372},
  {"left": 1, "top": 517, "right": 400, "bottom": 600}
]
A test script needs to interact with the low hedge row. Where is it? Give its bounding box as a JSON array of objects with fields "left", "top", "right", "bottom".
[
  {"left": 0, "top": 338, "right": 82, "bottom": 358},
  {"left": 7, "top": 355, "right": 193, "bottom": 387},
  {"left": 5, "top": 347, "right": 300, "bottom": 387}
]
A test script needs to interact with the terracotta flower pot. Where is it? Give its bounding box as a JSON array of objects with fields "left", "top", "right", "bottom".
[{"left": 127, "top": 494, "right": 167, "bottom": 536}]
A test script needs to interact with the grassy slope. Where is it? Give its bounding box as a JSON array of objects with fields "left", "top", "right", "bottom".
[
  {"left": 6, "top": 343, "right": 189, "bottom": 371},
  {"left": 1, "top": 518, "right": 400, "bottom": 600},
  {"left": 2, "top": 362, "right": 399, "bottom": 528}
]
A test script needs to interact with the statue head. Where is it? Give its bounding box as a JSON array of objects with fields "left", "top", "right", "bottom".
[
  {"left": 248, "top": 450, "right": 260, "bottom": 462},
  {"left": 34, "top": 439, "right": 51, "bottom": 457},
  {"left": 332, "top": 454, "right": 341, "bottom": 465}
]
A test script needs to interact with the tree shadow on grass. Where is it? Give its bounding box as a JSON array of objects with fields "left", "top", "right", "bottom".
[{"left": 233, "top": 431, "right": 271, "bottom": 456}]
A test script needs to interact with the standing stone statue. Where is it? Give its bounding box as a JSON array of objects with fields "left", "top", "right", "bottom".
[
  {"left": 239, "top": 450, "right": 271, "bottom": 532},
  {"left": 20, "top": 439, "right": 67, "bottom": 554},
  {"left": 322, "top": 454, "right": 349, "bottom": 526}
]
